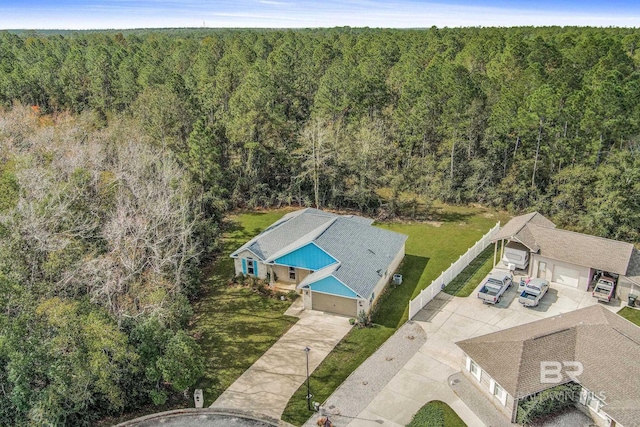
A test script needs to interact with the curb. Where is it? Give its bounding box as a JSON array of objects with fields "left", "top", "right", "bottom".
[{"left": 115, "top": 407, "right": 297, "bottom": 427}]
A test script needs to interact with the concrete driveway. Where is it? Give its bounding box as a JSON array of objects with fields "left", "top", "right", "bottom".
[
  {"left": 314, "top": 269, "right": 617, "bottom": 427},
  {"left": 211, "top": 300, "right": 352, "bottom": 420}
]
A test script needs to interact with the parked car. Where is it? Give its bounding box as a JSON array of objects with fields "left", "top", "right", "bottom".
[
  {"left": 592, "top": 276, "right": 616, "bottom": 302},
  {"left": 478, "top": 272, "right": 513, "bottom": 304},
  {"left": 518, "top": 278, "right": 550, "bottom": 307}
]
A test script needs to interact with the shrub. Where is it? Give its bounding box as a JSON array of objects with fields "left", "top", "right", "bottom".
[
  {"left": 286, "top": 290, "right": 299, "bottom": 301},
  {"left": 255, "top": 280, "right": 271, "bottom": 296},
  {"left": 407, "top": 400, "right": 465, "bottom": 427},
  {"left": 356, "top": 309, "right": 371, "bottom": 328},
  {"left": 516, "top": 382, "right": 582, "bottom": 425}
]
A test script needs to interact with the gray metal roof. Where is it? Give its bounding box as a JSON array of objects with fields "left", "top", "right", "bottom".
[
  {"left": 457, "top": 305, "right": 640, "bottom": 427},
  {"left": 232, "top": 208, "right": 407, "bottom": 298},
  {"left": 315, "top": 218, "right": 407, "bottom": 298}
]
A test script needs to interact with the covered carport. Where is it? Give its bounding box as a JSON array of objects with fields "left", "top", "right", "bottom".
[
  {"left": 490, "top": 212, "right": 555, "bottom": 272},
  {"left": 493, "top": 212, "right": 640, "bottom": 296}
]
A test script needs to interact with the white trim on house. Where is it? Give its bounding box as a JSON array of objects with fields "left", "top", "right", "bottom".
[
  {"left": 305, "top": 288, "right": 362, "bottom": 299},
  {"left": 232, "top": 208, "right": 407, "bottom": 317},
  {"left": 493, "top": 382, "right": 507, "bottom": 406},
  {"left": 309, "top": 289, "right": 359, "bottom": 299},
  {"left": 298, "top": 269, "right": 362, "bottom": 299},
  {"left": 264, "top": 221, "right": 337, "bottom": 263},
  {"left": 581, "top": 387, "right": 609, "bottom": 421},
  {"left": 247, "top": 257, "right": 257, "bottom": 276},
  {"left": 467, "top": 356, "right": 482, "bottom": 382},
  {"left": 231, "top": 247, "right": 263, "bottom": 260}
]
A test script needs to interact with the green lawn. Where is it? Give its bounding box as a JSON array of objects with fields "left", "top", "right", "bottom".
[
  {"left": 406, "top": 400, "right": 467, "bottom": 427},
  {"left": 190, "top": 208, "right": 299, "bottom": 406},
  {"left": 282, "top": 205, "right": 507, "bottom": 425},
  {"left": 442, "top": 245, "right": 495, "bottom": 297},
  {"left": 618, "top": 306, "right": 640, "bottom": 327}
]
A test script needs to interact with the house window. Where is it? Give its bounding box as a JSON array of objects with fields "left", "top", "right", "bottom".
[
  {"left": 469, "top": 360, "right": 481, "bottom": 382},
  {"left": 247, "top": 258, "right": 255, "bottom": 275},
  {"left": 585, "top": 392, "right": 607, "bottom": 419},
  {"left": 493, "top": 383, "right": 507, "bottom": 406},
  {"left": 289, "top": 267, "right": 296, "bottom": 280}
]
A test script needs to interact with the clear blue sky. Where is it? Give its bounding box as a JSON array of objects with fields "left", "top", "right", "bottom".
[{"left": 1, "top": 0, "right": 638, "bottom": 29}]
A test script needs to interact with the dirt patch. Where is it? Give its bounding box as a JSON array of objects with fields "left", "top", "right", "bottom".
[{"left": 425, "top": 220, "right": 443, "bottom": 227}]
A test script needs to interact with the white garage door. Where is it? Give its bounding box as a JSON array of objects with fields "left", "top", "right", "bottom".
[
  {"left": 312, "top": 292, "right": 357, "bottom": 317},
  {"left": 552, "top": 265, "right": 580, "bottom": 287}
]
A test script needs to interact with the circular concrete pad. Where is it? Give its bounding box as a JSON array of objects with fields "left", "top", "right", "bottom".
[
  {"left": 133, "top": 413, "right": 274, "bottom": 427},
  {"left": 117, "top": 408, "right": 296, "bottom": 427}
]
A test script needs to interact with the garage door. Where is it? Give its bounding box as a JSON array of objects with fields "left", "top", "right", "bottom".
[
  {"left": 552, "top": 265, "right": 580, "bottom": 287},
  {"left": 312, "top": 292, "right": 357, "bottom": 317}
]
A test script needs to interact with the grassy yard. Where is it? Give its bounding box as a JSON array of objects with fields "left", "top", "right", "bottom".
[
  {"left": 618, "top": 306, "right": 640, "bottom": 327},
  {"left": 442, "top": 245, "right": 495, "bottom": 297},
  {"left": 190, "top": 208, "right": 299, "bottom": 406},
  {"left": 282, "top": 205, "right": 507, "bottom": 425},
  {"left": 406, "top": 400, "right": 467, "bottom": 427}
]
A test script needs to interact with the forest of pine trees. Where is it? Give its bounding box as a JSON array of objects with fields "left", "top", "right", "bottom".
[{"left": 1, "top": 26, "right": 640, "bottom": 425}]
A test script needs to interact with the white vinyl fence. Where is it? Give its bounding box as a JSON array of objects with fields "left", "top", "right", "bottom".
[{"left": 408, "top": 221, "right": 501, "bottom": 320}]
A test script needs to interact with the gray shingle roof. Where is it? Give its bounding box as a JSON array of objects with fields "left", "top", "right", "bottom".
[
  {"left": 457, "top": 305, "right": 640, "bottom": 426},
  {"left": 492, "top": 212, "right": 556, "bottom": 246},
  {"left": 494, "top": 212, "right": 636, "bottom": 276},
  {"left": 527, "top": 225, "right": 634, "bottom": 275},
  {"left": 625, "top": 249, "right": 640, "bottom": 285},
  {"left": 231, "top": 208, "right": 407, "bottom": 299}
]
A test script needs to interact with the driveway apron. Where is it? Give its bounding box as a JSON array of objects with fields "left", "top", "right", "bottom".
[{"left": 312, "top": 270, "right": 613, "bottom": 427}]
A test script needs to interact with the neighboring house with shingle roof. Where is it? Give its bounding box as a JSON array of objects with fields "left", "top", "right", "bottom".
[
  {"left": 231, "top": 208, "right": 407, "bottom": 317},
  {"left": 457, "top": 305, "right": 640, "bottom": 427},
  {"left": 492, "top": 212, "right": 640, "bottom": 301}
]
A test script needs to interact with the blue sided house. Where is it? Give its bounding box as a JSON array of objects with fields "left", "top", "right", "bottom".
[{"left": 230, "top": 208, "right": 408, "bottom": 317}]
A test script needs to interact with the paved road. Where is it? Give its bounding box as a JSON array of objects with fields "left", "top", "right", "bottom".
[
  {"left": 314, "top": 270, "right": 610, "bottom": 427},
  {"left": 211, "top": 300, "right": 352, "bottom": 420}
]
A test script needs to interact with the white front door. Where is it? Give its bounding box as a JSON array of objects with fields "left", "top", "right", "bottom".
[{"left": 537, "top": 262, "right": 547, "bottom": 279}]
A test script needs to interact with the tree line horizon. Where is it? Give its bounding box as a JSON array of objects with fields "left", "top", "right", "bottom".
[{"left": 0, "top": 25, "right": 639, "bottom": 425}]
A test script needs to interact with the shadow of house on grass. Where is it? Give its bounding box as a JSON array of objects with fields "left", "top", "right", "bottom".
[
  {"left": 373, "top": 254, "right": 429, "bottom": 329},
  {"left": 443, "top": 246, "right": 494, "bottom": 297}
]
